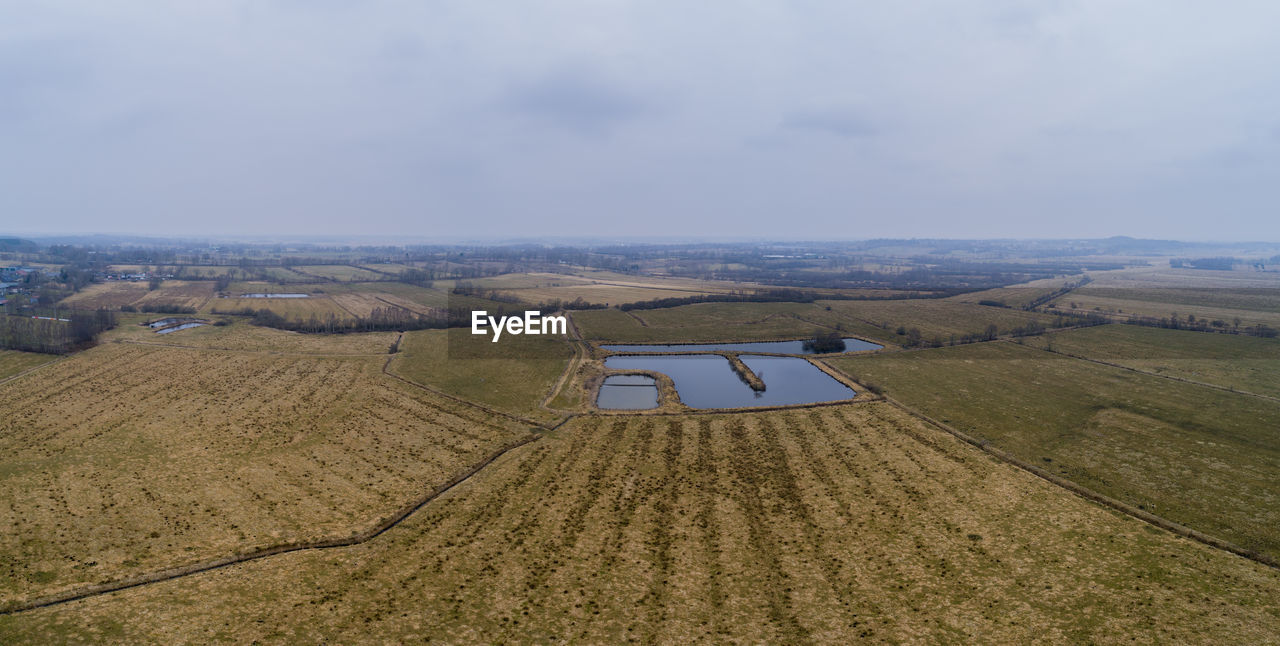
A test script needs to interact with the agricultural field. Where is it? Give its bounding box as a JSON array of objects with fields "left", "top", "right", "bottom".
[
  {"left": 290, "top": 265, "right": 391, "bottom": 282},
  {"left": 321, "top": 282, "right": 444, "bottom": 317},
  {"left": 1026, "top": 324, "right": 1280, "bottom": 397},
  {"left": 0, "top": 342, "right": 530, "bottom": 606},
  {"left": 0, "top": 350, "right": 56, "bottom": 381},
  {"left": 390, "top": 327, "right": 572, "bottom": 422},
  {"left": 3, "top": 404, "right": 1278, "bottom": 643},
  {"left": 949, "top": 275, "right": 1081, "bottom": 308},
  {"left": 58, "top": 281, "right": 214, "bottom": 311},
  {"left": 828, "top": 341, "right": 1280, "bottom": 560},
  {"left": 205, "top": 283, "right": 355, "bottom": 320}
]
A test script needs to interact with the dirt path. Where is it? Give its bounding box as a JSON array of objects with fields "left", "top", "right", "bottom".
[{"left": 0, "top": 356, "right": 65, "bottom": 387}]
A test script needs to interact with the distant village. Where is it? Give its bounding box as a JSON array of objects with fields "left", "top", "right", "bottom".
[{"left": 0, "top": 265, "right": 61, "bottom": 308}]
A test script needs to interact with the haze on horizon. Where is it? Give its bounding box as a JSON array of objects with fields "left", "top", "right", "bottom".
[{"left": 3, "top": 2, "right": 1279, "bottom": 241}]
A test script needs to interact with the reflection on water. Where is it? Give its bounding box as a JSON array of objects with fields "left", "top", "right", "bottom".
[{"left": 603, "top": 354, "right": 854, "bottom": 409}]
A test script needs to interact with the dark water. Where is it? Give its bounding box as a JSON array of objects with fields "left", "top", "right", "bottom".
[
  {"left": 596, "top": 375, "right": 659, "bottom": 410},
  {"left": 156, "top": 322, "right": 205, "bottom": 334},
  {"left": 603, "top": 355, "right": 855, "bottom": 409},
  {"left": 601, "top": 337, "right": 881, "bottom": 355}
]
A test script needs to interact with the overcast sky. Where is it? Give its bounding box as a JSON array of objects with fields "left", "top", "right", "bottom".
[{"left": 3, "top": 1, "right": 1279, "bottom": 240}]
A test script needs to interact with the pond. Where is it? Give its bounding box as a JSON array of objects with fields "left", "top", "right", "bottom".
[
  {"left": 156, "top": 322, "right": 205, "bottom": 334},
  {"left": 601, "top": 337, "right": 881, "bottom": 355},
  {"left": 603, "top": 354, "right": 855, "bottom": 409},
  {"left": 596, "top": 374, "right": 659, "bottom": 410},
  {"left": 239, "top": 293, "right": 310, "bottom": 298}
]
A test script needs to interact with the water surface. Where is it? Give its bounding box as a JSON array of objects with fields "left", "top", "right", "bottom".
[
  {"left": 604, "top": 354, "right": 854, "bottom": 409},
  {"left": 596, "top": 375, "right": 659, "bottom": 410},
  {"left": 156, "top": 322, "right": 205, "bottom": 334}
]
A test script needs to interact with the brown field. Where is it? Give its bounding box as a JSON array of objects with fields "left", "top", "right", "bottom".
[
  {"left": 2, "top": 404, "right": 1277, "bottom": 643},
  {"left": 56, "top": 282, "right": 149, "bottom": 309},
  {"left": 59, "top": 281, "right": 214, "bottom": 311},
  {"left": 0, "top": 342, "right": 530, "bottom": 605},
  {"left": 107, "top": 317, "right": 398, "bottom": 355},
  {"left": 208, "top": 295, "right": 354, "bottom": 321},
  {"left": 291, "top": 265, "right": 389, "bottom": 282}
]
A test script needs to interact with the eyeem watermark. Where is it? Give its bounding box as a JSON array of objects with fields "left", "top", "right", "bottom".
[{"left": 472, "top": 310, "right": 568, "bottom": 342}]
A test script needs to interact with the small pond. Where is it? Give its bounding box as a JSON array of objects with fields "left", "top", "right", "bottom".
[
  {"left": 601, "top": 337, "right": 881, "bottom": 355},
  {"left": 156, "top": 322, "right": 205, "bottom": 334},
  {"left": 603, "top": 355, "right": 855, "bottom": 409},
  {"left": 147, "top": 318, "right": 181, "bottom": 329},
  {"left": 596, "top": 374, "right": 659, "bottom": 410},
  {"left": 239, "top": 293, "right": 310, "bottom": 298}
]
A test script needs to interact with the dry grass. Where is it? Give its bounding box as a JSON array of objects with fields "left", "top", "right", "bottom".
[
  {"left": 0, "top": 342, "right": 529, "bottom": 605},
  {"left": 3, "top": 404, "right": 1277, "bottom": 643}
]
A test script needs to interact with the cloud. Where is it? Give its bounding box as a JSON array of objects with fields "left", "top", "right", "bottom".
[{"left": 501, "top": 69, "right": 646, "bottom": 135}]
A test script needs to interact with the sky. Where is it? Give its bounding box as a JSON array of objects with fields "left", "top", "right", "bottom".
[{"left": 3, "top": 1, "right": 1279, "bottom": 241}]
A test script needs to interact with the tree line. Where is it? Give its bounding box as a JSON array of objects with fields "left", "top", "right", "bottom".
[{"left": 0, "top": 309, "right": 116, "bottom": 354}]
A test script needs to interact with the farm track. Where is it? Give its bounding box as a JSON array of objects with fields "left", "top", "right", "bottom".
[{"left": 0, "top": 430, "right": 553, "bottom": 615}]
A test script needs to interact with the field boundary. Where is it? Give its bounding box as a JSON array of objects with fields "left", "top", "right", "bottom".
[
  {"left": 876, "top": 395, "right": 1279, "bottom": 570},
  {"left": 0, "top": 432, "right": 549, "bottom": 616}
]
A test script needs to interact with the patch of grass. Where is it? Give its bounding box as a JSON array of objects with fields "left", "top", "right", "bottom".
[
  {"left": 4, "top": 404, "right": 1278, "bottom": 642},
  {"left": 391, "top": 327, "right": 572, "bottom": 421},
  {"left": 291, "top": 265, "right": 390, "bottom": 282},
  {"left": 1027, "top": 324, "right": 1280, "bottom": 397},
  {"left": 0, "top": 350, "right": 56, "bottom": 380},
  {"left": 829, "top": 341, "right": 1280, "bottom": 559}
]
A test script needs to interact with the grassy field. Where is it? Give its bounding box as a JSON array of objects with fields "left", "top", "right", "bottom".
[
  {"left": 572, "top": 299, "right": 1061, "bottom": 346},
  {"left": 572, "top": 302, "right": 889, "bottom": 344},
  {"left": 0, "top": 342, "right": 530, "bottom": 605},
  {"left": 828, "top": 341, "right": 1280, "bottom": 559},
  {"left": 1049, "top": 291, "right": 1280, "bottom": 329},
  {"left": 2, "top": 404, "right": 1277, "bottom": 642},
  {"left": 0, "top": 350, "right": 56, "bottom": 380},
  {"left": 390, "top": 328, "right": 572, "bottom": 422},
  {"left": 206, "top": 283, "right": 356, "bottom": 320},
  {"left": 1026, "top": 324, "right": 1280, "bottom": 397}
]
